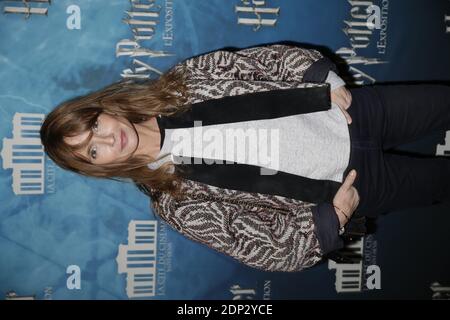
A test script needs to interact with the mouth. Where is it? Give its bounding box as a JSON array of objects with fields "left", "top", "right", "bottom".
[{"left": 120, "top": 130, "right": 127, "bottom": 151}]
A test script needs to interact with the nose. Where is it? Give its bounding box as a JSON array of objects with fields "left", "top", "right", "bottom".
[{"left": 94, "top": 132, "right": 115, "bottom": 147}]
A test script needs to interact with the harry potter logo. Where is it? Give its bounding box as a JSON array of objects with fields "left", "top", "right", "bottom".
[
  {"left": 235, "top": 0, "right": 280, "bottom": 31},
  {"left": 3, "top": 0, "right": 51, "bottom": 19}
]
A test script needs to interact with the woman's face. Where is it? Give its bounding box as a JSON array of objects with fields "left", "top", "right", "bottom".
[{"left": 64, "top": 113, "right": 139, "bottom": 165}]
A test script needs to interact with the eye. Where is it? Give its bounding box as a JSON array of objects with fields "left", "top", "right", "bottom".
[
  {"left": 92, "top": 119, "right": 99, "bottom": 132},
  {"left": 89, "top": 117, "right": 99, "bottom": 160},
  {"left": 89, "top": 146, "right": 97, "bottom": 160}
]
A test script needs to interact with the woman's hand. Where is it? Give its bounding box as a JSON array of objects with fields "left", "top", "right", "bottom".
[
  {"left": 331, "top": 86, "right": 353, "bottom": 124},
  {"left": 333, "top": 169, "right": 360, "bottom": 228}
]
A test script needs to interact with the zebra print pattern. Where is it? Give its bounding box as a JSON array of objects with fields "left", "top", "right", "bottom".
[
  {"left": 152, "top": 44, "right": 331, "bottom": 272},
  {"left": 173, "top": 44, "right": 328, "bottom": 104},
  {"left": 152, "top": 178, "right": 324, "bottom": 272}
]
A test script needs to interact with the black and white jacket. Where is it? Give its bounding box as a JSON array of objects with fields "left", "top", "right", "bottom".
[{"left": 149, "top": 44, "right": 366, "bottom": 272}]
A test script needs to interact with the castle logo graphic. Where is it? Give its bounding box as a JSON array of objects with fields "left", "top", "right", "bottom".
[
  {"left": 328, "top": 237, "right": 365, "bottom": 292},
  {"left": 436, "top": 131, "right": 450, "bottom": 156},
  {"left": 1, "top": 113, "right": 46, "bottom": 195},
  {"left": 116, "top": 220, "right": 158, "bottom": 298}
]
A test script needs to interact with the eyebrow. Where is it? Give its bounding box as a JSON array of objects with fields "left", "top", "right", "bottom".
[
  {"left": 74, "top": 131, "right": 94, "bottom": 161},
  {"left": 74, "top": 114, "right": 100, "bottom": 162}
]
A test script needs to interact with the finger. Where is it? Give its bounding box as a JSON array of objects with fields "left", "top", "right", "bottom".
[
  {"left": 342, "top": 92, "right": 351, "bottom": 109},
  {"left": 344, "top": 110, "right": 352, "bottom": 124},
  {"left": 344, "top": 96, "right": 351, "bottom": 109},
  {"left": 340, "top": 88, "right": 350, "bottom": 108},
  {"left": 338, "top": 105, "right": 352, "bottom": 124},
  {"left": 331, "top": 91, "right": 341, "bottom": 104},
  {"left": 334, "top": 90, "right": 348, "bottom": 107},
  {"left": 343, "top": 92, "right": 352, "bottom": 109},
  {"left": 342, "top": 169, "right": 357, "bottom": 189}
]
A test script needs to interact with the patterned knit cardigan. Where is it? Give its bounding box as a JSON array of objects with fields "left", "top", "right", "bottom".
[{"left": 150, "top": 44, "right": 342, "bottom": 272}]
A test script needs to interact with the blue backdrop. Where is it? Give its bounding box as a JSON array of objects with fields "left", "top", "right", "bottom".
[{"left": 1, "top": 0, "right": 449, "bottom": 300}]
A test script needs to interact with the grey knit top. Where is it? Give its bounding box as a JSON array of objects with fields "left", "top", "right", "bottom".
[{"left": 148, "top": 71, "right": 350, "bottom": 183}]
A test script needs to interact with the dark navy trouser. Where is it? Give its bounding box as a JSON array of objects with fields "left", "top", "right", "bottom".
[{"left": 343, "top": 84, "right": 450, "bottom": 218}]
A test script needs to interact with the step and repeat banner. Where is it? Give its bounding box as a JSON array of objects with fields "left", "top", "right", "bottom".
[{"left": 1, "top": 0, "right": 450, "bottom": 300}]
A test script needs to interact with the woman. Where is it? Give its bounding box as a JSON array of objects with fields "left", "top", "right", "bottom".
[{"left": 40, "top": 44, "right": 450, "bottom": 272}]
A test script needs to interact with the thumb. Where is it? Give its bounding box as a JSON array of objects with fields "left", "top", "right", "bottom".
[{"left": 342, "top": 169, "right": 357, "bottom": 189}]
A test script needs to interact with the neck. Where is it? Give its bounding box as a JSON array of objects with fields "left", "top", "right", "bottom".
[{"left": 135, "top": 116, "right": 161, "bottom": 159}]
